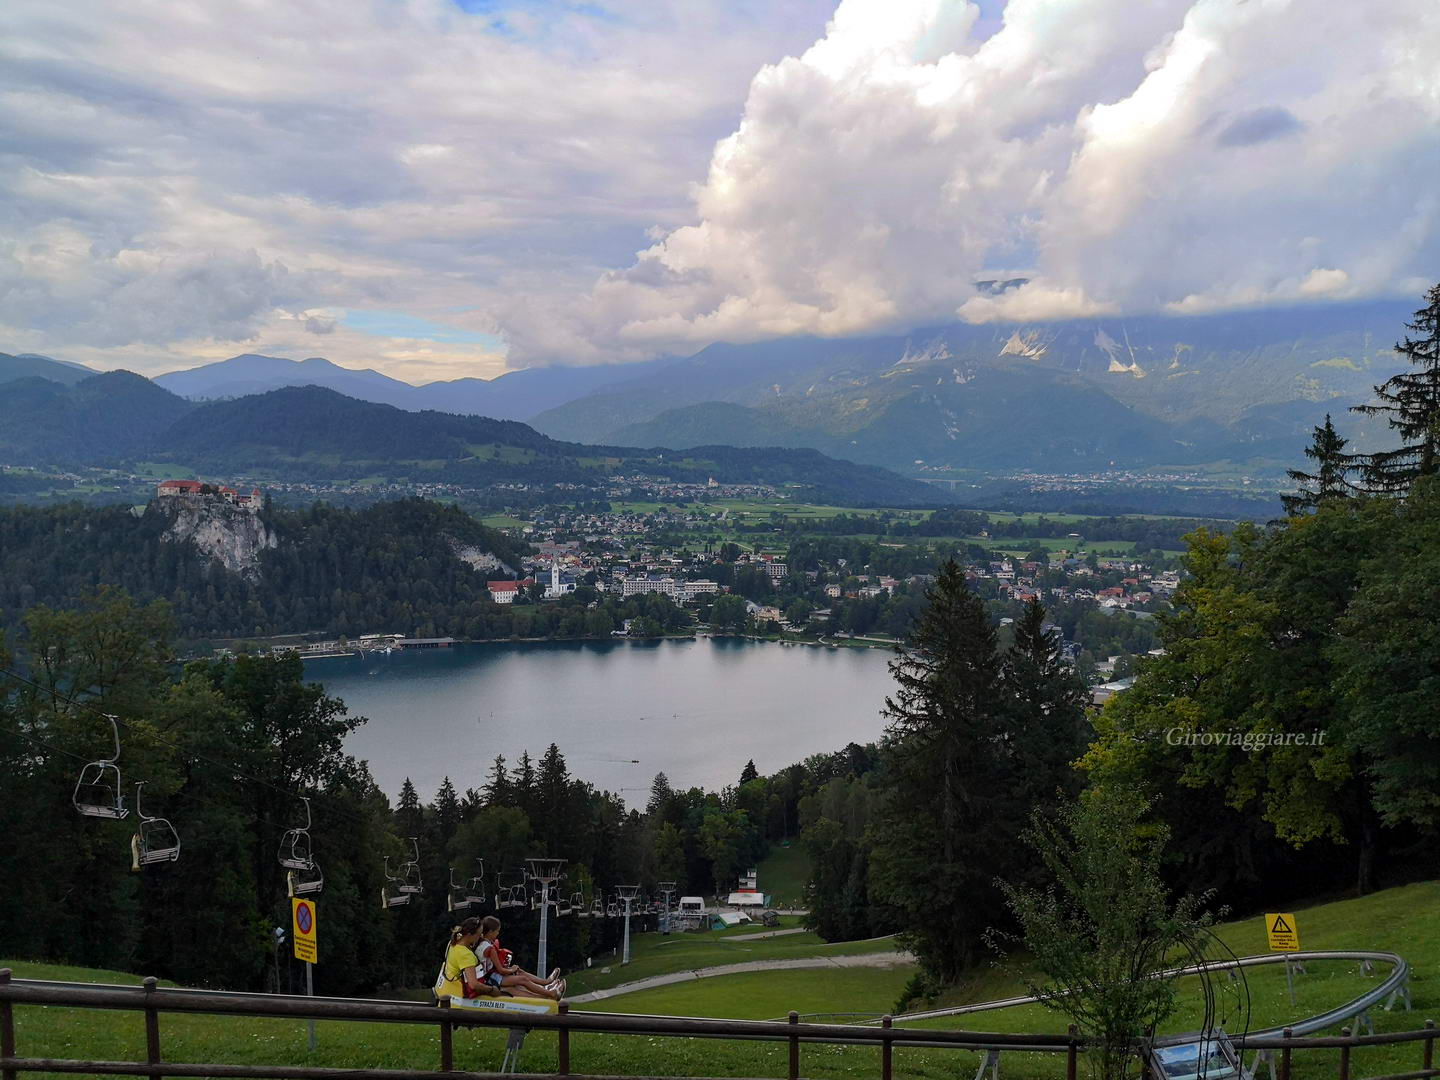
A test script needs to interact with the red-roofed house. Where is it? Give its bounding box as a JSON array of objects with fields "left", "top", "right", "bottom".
[{"left": 488, "top": 581, "right": 521, "bottom": 605}]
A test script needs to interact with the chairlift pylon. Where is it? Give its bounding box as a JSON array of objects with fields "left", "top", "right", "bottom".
[
  {"left": 73, "top": 715, "right": 128, "bottom": 820},
  {"left": 130, "top": 782, "right": 180, "bottom": 869}
]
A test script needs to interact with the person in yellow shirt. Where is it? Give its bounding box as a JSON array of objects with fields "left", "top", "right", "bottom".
[{"left": 435, "top": 917, "right": 491, "bottom": 1000}]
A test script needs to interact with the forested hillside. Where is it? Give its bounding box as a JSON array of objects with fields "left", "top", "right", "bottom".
[
  {"left": 0, "top": 499, "right": 530, "bottom": 646},
  {"left": 0, "top": 375, "right": 949, "bottom": 507}
]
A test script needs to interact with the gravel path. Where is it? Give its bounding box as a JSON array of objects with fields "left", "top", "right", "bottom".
[{"left": 567, "top": 951, "right": 913, "bottom": 1004}]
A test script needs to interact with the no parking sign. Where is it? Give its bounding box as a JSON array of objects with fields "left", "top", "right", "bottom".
[{"left": 292, "top": 897, "right": 318, "bottom": 963}]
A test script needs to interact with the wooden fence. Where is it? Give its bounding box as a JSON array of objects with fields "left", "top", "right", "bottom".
[{"left": 1, "top": 970, "right": 1435, "bottom": 1080}]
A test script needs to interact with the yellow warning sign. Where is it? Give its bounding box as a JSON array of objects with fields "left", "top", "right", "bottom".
[
  {"left": 1266, "top": 912, "right": 1299, "bottom": 951},
  {"left": 292, "top": 897, "right": 318, "bottom": 964}
]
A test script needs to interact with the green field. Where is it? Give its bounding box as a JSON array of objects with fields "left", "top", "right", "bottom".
[{"left": 5, "top": 881, "right": 1435, "bottom": 1080}]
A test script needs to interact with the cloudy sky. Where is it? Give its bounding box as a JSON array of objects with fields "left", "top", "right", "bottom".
[{"left": 2, "top": 0, "right": 1437, "bottom": 383}]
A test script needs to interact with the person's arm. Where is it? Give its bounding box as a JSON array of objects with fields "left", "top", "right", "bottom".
[{"left": 461, "top": 965, "right": 497, "bottom": 995}]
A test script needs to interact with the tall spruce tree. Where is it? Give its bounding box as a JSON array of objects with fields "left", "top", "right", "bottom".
[
  {"left": 1351, "top": 282, "right": 1440, "bottom": 493},
  {"left": 1281, "top": 414, "right": 1356, "bottom": 515},
  {"left": 482, "top": 754, "right": 511, "bottom": 806},
  {"left": 868, "top": 559, "right": 1014, "bottom": 980},
  {"left": 1001, "top": 598, "right": 1090, "bottom": 818}
]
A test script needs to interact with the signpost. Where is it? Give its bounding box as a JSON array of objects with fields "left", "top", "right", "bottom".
[
  {"left": 1266, "top": 913, "right": 1300, "bottom": 1005},
  {"left": 292, "top": 898, "right": 318, "bottom": 1050}
]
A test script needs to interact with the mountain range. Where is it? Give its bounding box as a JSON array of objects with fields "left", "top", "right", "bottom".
[
  {"left": 2, "top": 297, "right": 1416, "bottom": 476},
  {"left": 0, "top": 369, "right": 946, "bottom": 507}
]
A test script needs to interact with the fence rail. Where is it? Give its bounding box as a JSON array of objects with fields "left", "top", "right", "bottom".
[{"left": 1, "top": 969, "right": 1435, "bottom": 1080}]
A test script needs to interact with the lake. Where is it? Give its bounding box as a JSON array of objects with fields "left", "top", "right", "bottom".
[{"left": 306, "top": 638, "right": 897, "bottom": 802}]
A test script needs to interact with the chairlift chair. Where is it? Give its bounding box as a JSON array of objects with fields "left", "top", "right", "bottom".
[
  {"left": 590, "top": 898, "right": 605, "bottom": 919},
  {"left": 130, "top": 782, "right": 180, "bottom": 868},
  {"left": 569, "top": 891, "right": 587, "bottom": 917},
  {"left": 448, "top": 860, "right": 487, "bottom": 911},
  {"left": 554, "top": 891, "right": 572, "bottom": 917},
  {"left": 73, "top": 715, "right": 129, "bottom": 820},
  {"left": 288, "top": 863, "right": 323, "bottom": 897},
  {"left": 278, "top": 797, "right": 315, "bottom": 871},
  {"left": 497, "top": 869, "right": 528, "bottom": 909},
  {"left": 381, "top": 855, "right": 412, "bottom": 909},
  {"left": 397, "top": 837, "right": 423, "bottom": 895}
]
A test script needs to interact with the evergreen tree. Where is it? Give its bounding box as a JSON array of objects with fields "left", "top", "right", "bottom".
[
  {"left": 534, "top": 743, "right": 571, "bottom": 853},
  {"left": 433, "top": 777, "right": 462, "bottom": 845},
  {"left": 482, "top": 754, "right": 511, "bottom": 807},
  {"left": 1351, "top": 282, "right": 1440, "bottom": 493},
  {"left": 511, "top": 750, "right": 536, "bottom": 818},
  {"left": 1001, "top": 598, "right": 1090, "bottom": 816},
  {"left": 868, "top": 560, "right": 1014, "bottom": 980},
  {"left": 739, "top": 759, "right": 759, "bottom": 785},
  {"left": 1281, "top": 415, "right": 1356, "bottom": 515},
  {"left": 646, "top": 772, "right": 674, "bottom": 818},
  {"left": 396, "top": 777, "right": 423, "bottom": 839}
]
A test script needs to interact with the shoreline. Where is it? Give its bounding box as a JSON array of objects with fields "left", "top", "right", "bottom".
[{"left": 268, "top": 631, "right": 901, "bottom": 662}]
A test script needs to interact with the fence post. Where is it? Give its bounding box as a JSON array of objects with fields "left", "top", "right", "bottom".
[
  {"left": 1422, "top": 1019, "right": 1434, "bottom": 1075},
  {"left": 558, "top": 1001, "right": 570, "bottom": 1076},
  {"left": 1339, "top": 1027, "right": 1352, "bottom": 1080},
  {"left": 1067, "top": 1024, "right": 1078, "bottom": 1080},
  {"left": 143, "top": 977, "right": 161, "bottom": 1080},
  {"left": 1279, "top": 1027, "right": 1292, "bottom": 1080},
  {"left": 880, "top": 1015, "right": 892, "bottom": 1080},
  {"left": 788, "top": 1011, "right": 799, "bottom": 1080},
  {"left": 438, "top": 997, "right": 452, "bottom": 1073},
  {"left": 1, "top": 969, "right": 16, "bottom": 1080}
]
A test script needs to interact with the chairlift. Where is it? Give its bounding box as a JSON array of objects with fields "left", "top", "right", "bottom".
[
  {"left": 278, "top": 797, "right": 315, "bottom": 871},
  {"left": 605, "top": 900, "right": 620, "bottom": 918},
  {"left": 382, "top": 855, "right": 412, "bottom": 908},
  {"left": 288, "top": 863, "right": 323, "bottom": 896},
  {"left": 448, "top": 859, "right": 486, "bottom": 912},
  {"left": 570, "top": 891, "right": 587, "bottom": 917},
  {"left": 397, "top": 837, "right": 423, "bottom": 894},
  {"left": 130, "top": 782, "right": 180, "bottom": 868},
  {"left": 590, "top": 899, "right": 605, "bottom": 919},
  {"left": 554, "top": 891, "right": 572, "bottom": 917},
  {"left": 73, "top": 715, "right": 128, "bottom": 820},
  {"left": 497, "top": 869, "right": 528, "bottom": 909}
]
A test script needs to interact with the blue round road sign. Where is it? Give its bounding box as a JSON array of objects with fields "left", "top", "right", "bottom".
[{"left": 297, "top": 902, "right": 312, "bottom": 934}]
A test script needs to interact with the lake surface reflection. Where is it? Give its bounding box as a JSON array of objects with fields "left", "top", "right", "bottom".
[{"left": 307, "top": 638, "right": 896, "bottom": 801}]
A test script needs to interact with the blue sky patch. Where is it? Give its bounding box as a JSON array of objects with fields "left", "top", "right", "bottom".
[{"left": 343, "top": 309, "right": 505, "bottom": 349}]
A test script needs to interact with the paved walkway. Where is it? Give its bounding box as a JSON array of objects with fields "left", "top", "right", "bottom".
[{"left": 567, "top": 951, "right": 912, "bottom": 1004}]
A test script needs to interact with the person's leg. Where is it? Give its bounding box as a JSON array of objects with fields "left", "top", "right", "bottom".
[{"left": 499, "top": 973, "right": 557, "bottom": 998}]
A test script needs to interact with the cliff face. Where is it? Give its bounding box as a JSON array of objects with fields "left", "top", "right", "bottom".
[{"left": 149, "top": 497, "right": 277, "bottom": 578}]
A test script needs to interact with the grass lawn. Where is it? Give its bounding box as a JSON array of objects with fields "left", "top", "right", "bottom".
[{"left": 564, "top": 926, "right": 898, "bottom": 996}]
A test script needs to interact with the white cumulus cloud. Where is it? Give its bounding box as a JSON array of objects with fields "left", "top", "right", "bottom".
[{"left": 535, "top": 0, "right": 1440, "bottom": 363}]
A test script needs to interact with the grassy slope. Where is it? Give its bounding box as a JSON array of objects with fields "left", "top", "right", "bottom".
[
  {"left": 5, "top": 882, "right": 1435, "bottom": 1080},
  {"left": 756, "top": 843, "right": 812, "bottom": 910}
]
